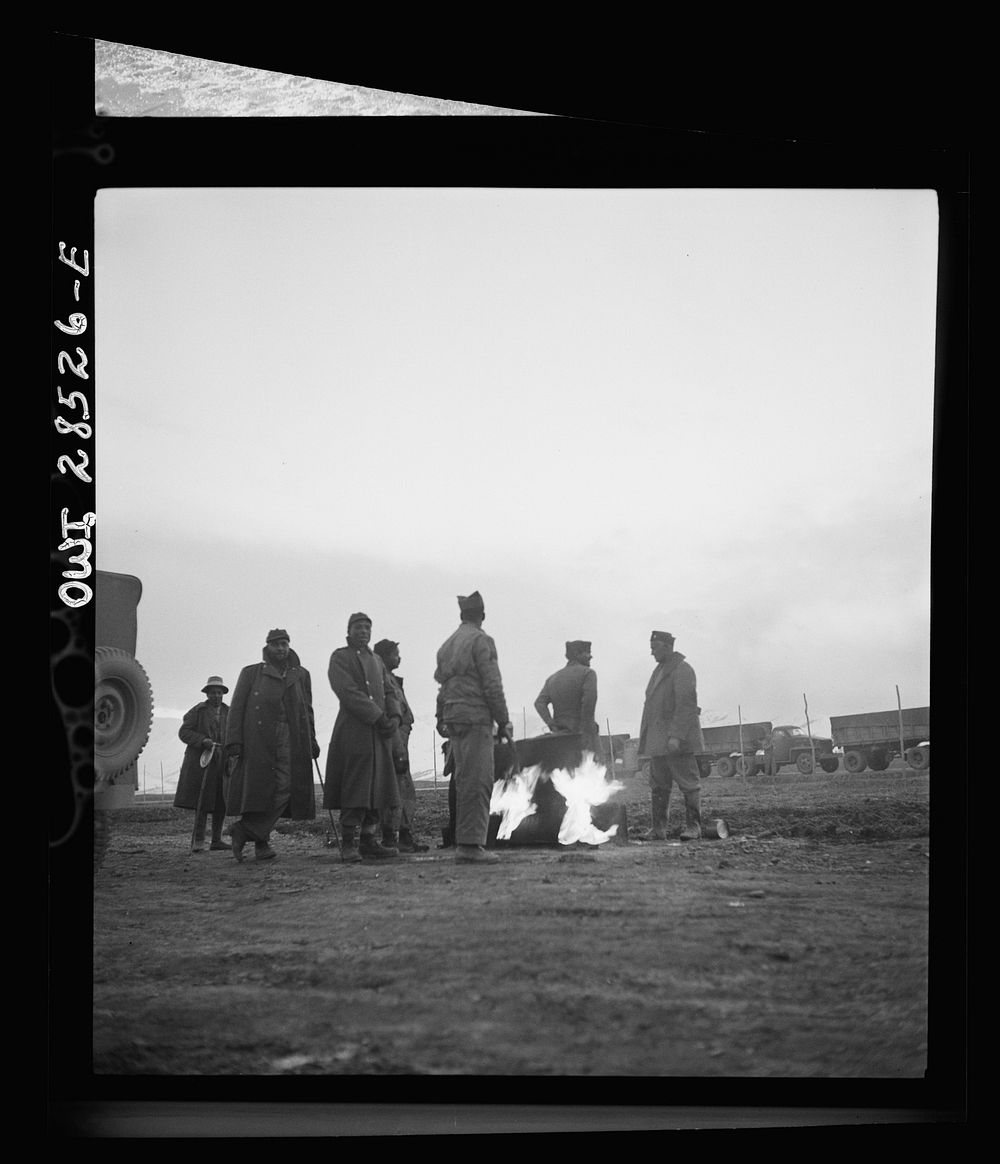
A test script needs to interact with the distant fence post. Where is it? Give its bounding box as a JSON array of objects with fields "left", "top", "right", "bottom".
[
  {"left": 896, "top": 685, "right": 906, "bottom": 767},
  {"left": 738, "top": 705, "right": 746, "bottom": 783},
  {"left": 803, "top": 693, "right": 816, "bottom": 773}
]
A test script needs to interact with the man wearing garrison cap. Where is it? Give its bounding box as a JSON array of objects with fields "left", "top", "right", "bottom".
[
  {"left": 434, "top": 591, "right": 513, "bottom": 864},
  {"left": 638, "top": 631, "right": 706, "bottom": 841},
  {"left": 323, "top": 614, "right": 404, "bottom": 863},
  {"left": 533, "top": 640, "right": 599, "bottom": 755},
  {"left": 225, "top": 629, "right": 321, "bottom": 862}
]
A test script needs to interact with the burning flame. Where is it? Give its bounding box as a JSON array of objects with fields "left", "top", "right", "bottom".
[
  {"left": 550, "top": 752, "right": 624, "bottom": 845},
  {"left": 490, "top": 763, "right": 544, "bottom": 840},
  {"left": 490, "top": 751, "right": 624, "bottom": 846}
]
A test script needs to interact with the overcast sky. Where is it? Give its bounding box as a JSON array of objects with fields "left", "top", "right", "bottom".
[{"left": 94, "top": 185, "right": 937, "bottom": 787}]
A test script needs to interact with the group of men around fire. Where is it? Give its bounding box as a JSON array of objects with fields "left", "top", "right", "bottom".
[{"left": 173, "top": 590, "right": 706, "bottom": 865}]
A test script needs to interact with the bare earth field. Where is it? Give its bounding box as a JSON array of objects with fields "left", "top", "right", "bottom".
[{"left": 89, "top": 767, "right": 933, "bottom": 1086}]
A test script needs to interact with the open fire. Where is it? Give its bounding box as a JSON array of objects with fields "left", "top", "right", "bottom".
[{"left": 489, "top": 743, "right": 625, "bottom": 847}]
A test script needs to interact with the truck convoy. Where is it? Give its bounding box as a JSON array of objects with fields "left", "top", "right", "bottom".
[
  {"left": 94, "top": 570, "right": 154, "bottom": 870},
  {"left": 829, "top": 707, "right": 930, "bottom": 772},
  {"left": 699, "top": 707, "right": 930, "bottom": 776}
]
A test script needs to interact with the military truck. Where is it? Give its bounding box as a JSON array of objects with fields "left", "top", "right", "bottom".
[
  {"left": 829, "top": 707, "right": 930, "bottom": 772},
  {"left": 700, "top": 721, "right": 839, "bottom": 776},
  {"left": 94, "top": 570, "right": 154, "bottom": 871}
]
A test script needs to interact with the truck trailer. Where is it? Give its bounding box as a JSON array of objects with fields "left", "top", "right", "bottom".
[{"left": 829, "top": 707, "right": 930, "bottom": 772}]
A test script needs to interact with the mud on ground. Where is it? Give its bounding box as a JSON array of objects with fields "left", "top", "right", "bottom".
[{"left": 90, "top": 769, "right": 930, "bottom": 1078}]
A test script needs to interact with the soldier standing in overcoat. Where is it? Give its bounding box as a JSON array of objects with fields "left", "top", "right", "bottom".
[
  {"left": 373, "top": 638, "right": 429, "bottom": 853},
  {"left": 224, "top": 629, "right": 320, "bottom": 863},
  {"left": 173, "top": 676, "right": 231, "bottom": 852},
  {"left": 323, "top": 613, "right": 402, "bottom": 863},
  {"left": 638, "top": 630, "right": 706, "bottom": 841}
]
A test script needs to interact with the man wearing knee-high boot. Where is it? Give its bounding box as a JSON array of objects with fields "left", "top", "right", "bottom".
[
  {"left": 637, "top": 631, "right": 706, "bottom": 841},
  {"left": 225, "top": 630, "right": 320, "bottom": 862}
]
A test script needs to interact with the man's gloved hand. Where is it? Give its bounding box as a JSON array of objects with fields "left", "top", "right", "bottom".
[
  {"left": 497, "top": 722, "right": 514, "bottom": 743},
  {"left": 201, "top": 738, "right": 216, "bottom": 750},
  {"left": 312, "top": 741, "right": 321, "bottom": 760},
  {"left": 375, "top": 715, "right": 398, "bottom": 739},
  {"left": 393, "top": 751, "right": 408, "bottom": 774}
]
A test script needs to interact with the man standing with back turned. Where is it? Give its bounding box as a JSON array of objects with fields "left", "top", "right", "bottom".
[
  {"left": 434, "top": 590, "right": 513, "bottom": 865},
  {"left": 533, "top": 640, "right": 599, "bottom": 756},
  {"left": 638, "top": 630, "right": 706, "bottom": 841}
]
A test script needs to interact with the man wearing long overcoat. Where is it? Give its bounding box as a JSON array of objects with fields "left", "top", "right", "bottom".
[
  {"left": 638, "top": 630, "right": 706, "bottom": 841},
  {"left": 225, "top": 629, "right": 319, "bottom": 862},
  {"left": 324, "top": 613, "right": 402, "bottom": 863},
  {"left": 373, "top": 638, "right": 429, "bottom": 853},
  {"left": 434, "top": 590, "right": 513, "bottom": 865},
  {"left": 173, "top": 676, "right": 231, "bottom": 852},
  {"left": 533, "top": 640, "right": 599, "bottom": 755}
]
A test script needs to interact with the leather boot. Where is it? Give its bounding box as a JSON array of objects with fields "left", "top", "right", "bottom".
[
  {"left": 210, "top": 820, "right": 231, "bottom": 851},
  {"left": 255, "top": 840, "right": 277, "bottom": 860},
  {"left": 380, "top": 830, "right": 400, "bottom": 854},
  {"left": 679, "top": 791, "right": 702, "bottom": 841},
  {"left": 638, "top": 788, "right": 670, "bottom": 841},
  {"left": 341, "top": 825, "right": 362, "bottom": 864},
  {"left": 231, "top": 820, "right": 249, "bottom": 863},
  {"left": 456, "top": 844, "right": 499, "bottom": 865},
  {"left": 398, "top": 828, "right": 429, "bottom": 853},
  {"left": 359, "top": 831, "right": 396, "bottom": 859}
]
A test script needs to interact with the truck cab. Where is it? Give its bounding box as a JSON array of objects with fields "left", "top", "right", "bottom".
[{"left": 762, "top": 725, "right": 838, "bottom": 775}]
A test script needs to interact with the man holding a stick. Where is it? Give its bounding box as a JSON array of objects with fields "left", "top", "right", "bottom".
[
  {"left": 638, "top": 631, "right": 706, "bottom": 841},
  {"left": 173, "top": 676, "right": 231, "bottom": 852}
]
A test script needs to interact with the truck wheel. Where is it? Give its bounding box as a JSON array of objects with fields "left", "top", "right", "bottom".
[
  {"left": 736, "top": 756, "right": 757, "bottom": 778},
  {"left": 868, "top": 749, "right": 891, "bottom": 772},
  {"left": 907, "top": 745, "right": 930, "bottom": 770},
  {"left": 95, "top": 646, "right": 154, "bottom": 778},
  {"left": 819, "top": 757, "right": 840, "bottom": 774},
  {"left": 716, "top": 756, "right": 736, "bottom": 778},
  {"left": 795, "top": 753, "right": 814, "bottom": 775},
  {"left": 843, "top": 750, "right": 868, "bottom": 774}
]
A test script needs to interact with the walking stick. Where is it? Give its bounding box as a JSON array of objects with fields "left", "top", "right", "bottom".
[
  {"left": 313, "top": 756, "right": 342, "bottom": 855},
  {"left": 190, "top": 742, "right": 220, "bottom": 853}
]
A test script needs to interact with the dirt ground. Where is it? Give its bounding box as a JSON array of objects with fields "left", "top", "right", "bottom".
[{"left": 91, "top": 766, "right": 931, "bottom": 1080}]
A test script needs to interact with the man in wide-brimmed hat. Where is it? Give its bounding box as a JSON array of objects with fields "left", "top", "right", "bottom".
[
  {"left": 225, "top": 630, "right": 320, "bottom": 862},
  {"left": 533, "top": 640, "right": 599, "bottom": 755},
  {"left": 174, "top": 676, "right": 231, "bottom": 852},
  {"left": 323, "top": 614, "right": 403, "bottom": 863},
  {"left": 638, "top": 631, "right": 706, "bottom": 841},
  {"left": 434, "top": 591, "right": 513, "bottom": 865}
]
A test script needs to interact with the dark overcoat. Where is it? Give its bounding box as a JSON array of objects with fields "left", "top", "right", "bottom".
[
  {"left": 638, "top": 651, "right": 706, "bottom": 758},
  {"left": 224, "top": 648, "right": 318, "bottom": 819},
  {"left": 387, "top": 672, "right": 417, "bottom": 804},
  {"left": 323, "top": 644, "right": 402, "bottom": 811},
  {"left": 173, "top": 700, "right": 229, "bottom": 810}
]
